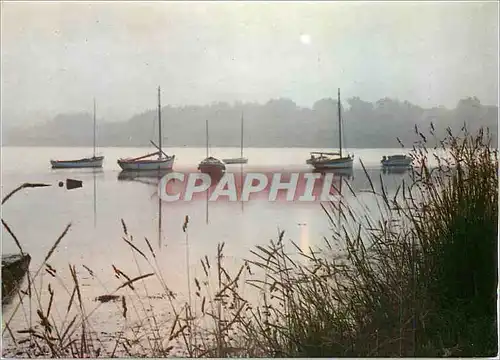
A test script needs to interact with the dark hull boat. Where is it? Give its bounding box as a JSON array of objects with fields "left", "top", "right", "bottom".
[
  {"left": 198, "top": 120, "right": 225, "bottom": 176},
  {"left": 2, "top": 253, "right": 31, "bottom": 305},
  {"left": 198, "top": 157, "right": 226, "bottom": 175}
]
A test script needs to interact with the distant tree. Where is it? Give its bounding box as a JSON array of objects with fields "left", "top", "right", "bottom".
[
  {"left": 3, "top": 95, "right": 496, "bottom": 148},
  {"left": 313, "top": 98, "right": 338, "bottom": 116},
  {"left": 347, "top": 97, "right": 373, "bottom": 113},
  {"left": 265, "top": 98, "right": 297, "bottom": 110},
  {"left": 457, "top": 96, "right": 481, "bottom": 109}
]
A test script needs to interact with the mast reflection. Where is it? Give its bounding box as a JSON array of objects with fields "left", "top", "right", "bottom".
[
  {"left": 205, "top": 170, "right": 224, "bottom": 224},
  {"left": 117, "top": 169, "right": 171, "bottom": 249}
]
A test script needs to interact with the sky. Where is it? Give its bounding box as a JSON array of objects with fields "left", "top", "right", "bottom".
[{"left": 1, "top": 1, "right": 499, "bottom": 125}]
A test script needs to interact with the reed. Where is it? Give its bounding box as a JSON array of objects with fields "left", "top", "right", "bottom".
[
  {"left": 230, "top": 125, "right": 497, "bottom": 357},
  {"left": 2, "top": 125, "right": 497, "bottom": 357}
]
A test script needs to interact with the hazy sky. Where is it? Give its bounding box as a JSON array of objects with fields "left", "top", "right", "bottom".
[{"left": 2, "top": 1, "right": 498, "bottom": 124}]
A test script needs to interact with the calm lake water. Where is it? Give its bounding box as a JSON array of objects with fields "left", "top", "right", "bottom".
[{"left": 2, "top": 146, "right": 429, "bottom": 355}]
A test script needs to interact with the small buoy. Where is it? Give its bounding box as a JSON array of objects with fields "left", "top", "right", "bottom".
[{"left": 58, "top": 181, "right": 64, "bottom": 187}]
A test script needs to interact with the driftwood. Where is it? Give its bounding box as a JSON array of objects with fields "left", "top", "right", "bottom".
[{"left": 95, "top": 295, "right": 122, "bottom": 303}]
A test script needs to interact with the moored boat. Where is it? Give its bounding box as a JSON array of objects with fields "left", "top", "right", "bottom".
[
  {"left": 2, "top": 253, "right": 31, "bottom": 305},
  {"left": 198, "top": 120, "right": 226, "bottom": 175},
  {"left": 198, "top": 156, "right": 226, "bottom": 174},
  {"left": 50, "top": 99, "right": 104, "bottom": 169},
  {"left": 51, "top": 156, "right": 104, "bottom": 169},
  {"left": 118, "top": 155, "right": 175, "bottom": 171},
  {"left": 223, "top": 157, "right": 248, "bottom": 165},
  {"left": 118, "top": 86, "right": 175, "bottom": 171},
  {"left": 223, "top": 113, "right": 248, "bottom": 165},
  {"left": 381, "top": 154, "right": 413, "bottom": 167},
  {"left": 308, "top": 88, "right": 354, "bottom": 170},
  {"left": 308, "top": 152, "right": 354, "bottom": 169}
]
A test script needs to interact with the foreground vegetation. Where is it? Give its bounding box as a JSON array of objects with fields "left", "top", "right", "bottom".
[{"left": 2, "top": 126, "right": 497, "bottom": 357}]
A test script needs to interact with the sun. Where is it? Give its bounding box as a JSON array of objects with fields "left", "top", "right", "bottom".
[{"left": 300, "top": 34, "right": 311, "bottom": 45}]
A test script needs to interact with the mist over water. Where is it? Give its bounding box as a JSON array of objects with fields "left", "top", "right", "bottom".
[
  {"left": 1, "top": 147, "right": 419, "bottom": 339},
  {"left": 1, "top": 1, "right": 497, "bottom": 355}
]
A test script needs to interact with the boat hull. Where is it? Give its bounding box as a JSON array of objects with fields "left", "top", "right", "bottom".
[
  {"left": 2, "top": 253, "right": 31, "bottom": 304},
  {"left": 117, "top": 156, "right": 175, "bottom": 171},
  {"left": 223, "top": 157, "right": 248, "bottom": 165},
  {"left": 51, "top": 156, "right": 104, "bottom": 169},
  {"left": 381, "top": 159, "right": 413, "bottom": 167},
  {"left": 310, "top": 156, "right": 354, "bottom": 170},
  {"left": 198, "top": 162, "right": 226, "bottom": 175}
]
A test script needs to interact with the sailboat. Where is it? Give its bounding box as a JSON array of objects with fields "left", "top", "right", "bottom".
[
  {"left": 50, "top": 99, "right": 104, "bottom": 169},
  {"left": 223, "top": 113, "right": 248, "bottom": 164},
  {"left": 117, "top": 86, "right": 175, "bottom": 171},
  {"left": 198, "top": 120, "right": 226, "bottom": 174},
  {"left": 307, "top": 88, "right": 354, "bottom": 170}
]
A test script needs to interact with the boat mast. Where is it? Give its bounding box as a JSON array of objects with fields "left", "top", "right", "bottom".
[
  {"left": 206, "top": 119, "right": 209, "bottom": 158},
  {"left": 158, "top": 186, "right": 162, "bottom": 248},
  {"left": 240, "top": 113, "right": 244, "bottom": 158},
  {"left": 158, "top": 86, "right": 162, "bottom": 159},
  {"left": 93, "top": 98, "right": 96, "bottom": 158},
  {"left": 337, "top": 88, "right": 342, "bottom": 158}
]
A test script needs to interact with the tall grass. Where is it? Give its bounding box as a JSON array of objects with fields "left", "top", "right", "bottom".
[
  {"left": 2, "top": 126, "right": 497, "bottom": 357},
  {"left": 227, "top": 125, "right": 497, "bottom": 357}
]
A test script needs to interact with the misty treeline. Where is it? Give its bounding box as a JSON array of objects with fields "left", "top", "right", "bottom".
[{"left": 4, "top": 96, "right": 497, "bottom": 148}]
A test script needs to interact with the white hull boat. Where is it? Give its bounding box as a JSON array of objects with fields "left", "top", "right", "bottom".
[
  {"left": 51, "top": 156, "right": 104, "bottom": 169},
  {"left": 310, "top": 155, "right": 354, "bottom": 169},
  {"left": 50, "top": 99, "right": 104, "bottom": 169},
  {"left": 223, "top": 113, "right": 248, "bottom": 165},
  {"left": 118, "top": 86, "right": 175, "bottom": 172},
  {"left": 308, "top": 88, "right": 354, "bottom": 171},
  {"left": 117, "top": 155, "right": 175, "bottom": 171},
  {"left": 381, "top": 155, "right": 413, "bottom": 168},
  {"left": 222, "top": 157, "right": 248, "bottom": 165}
]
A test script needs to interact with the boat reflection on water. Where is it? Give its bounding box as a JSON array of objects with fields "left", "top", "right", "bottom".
[
  {"left": 313, "top": 167, "right": 353, "bottom": 198},
  {"left": 239, "top": 164, "right": 244, "bottom": 213},
  {"left": 313, "top": 167, "right": 354, "bottom": 181},
  {"left": 381, "top": 166, "right": 411, "bottom": 175},
  {"left": 91, "top": 168, "right": 104, "bottom": 228},
  {"left": 117, "top": 169, "right": 172, "bottom": 249},
  {"left": 205, "top": 170, "right": 225, "bottom": 224},
  {"left": 117, "top": 169, "right": 173, "bottom": 184}
]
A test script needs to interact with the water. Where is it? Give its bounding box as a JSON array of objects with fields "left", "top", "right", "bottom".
[{"left": 1, "top": 146, "right": 421, "bottom": 355}]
